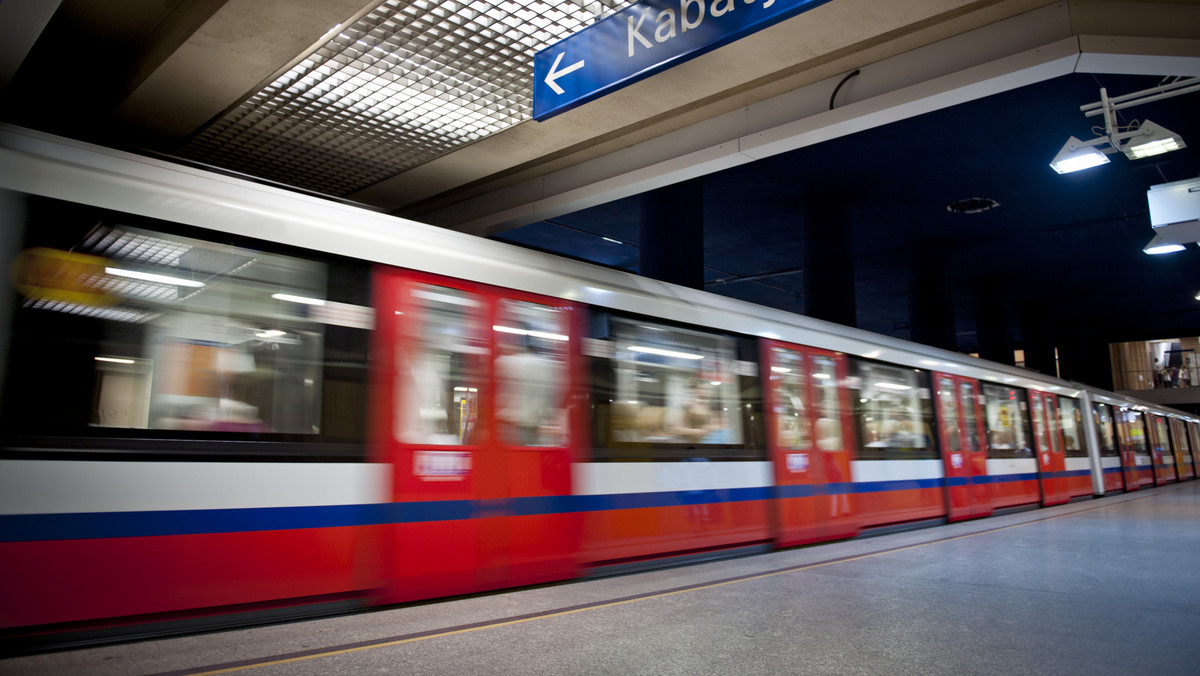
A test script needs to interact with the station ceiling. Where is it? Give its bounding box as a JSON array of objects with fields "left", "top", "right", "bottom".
[{"left": 2, "top": 0, "right": 1199, "bottom": 377}]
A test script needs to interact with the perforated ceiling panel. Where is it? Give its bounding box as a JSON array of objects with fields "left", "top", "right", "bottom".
[{"left": 177, "top": 0, "right": 633, "bottom": 197}]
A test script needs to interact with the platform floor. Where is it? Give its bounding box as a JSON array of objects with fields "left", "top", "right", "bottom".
[{"left": 5, "top": 482, "right": 1200, "bottom": 675}]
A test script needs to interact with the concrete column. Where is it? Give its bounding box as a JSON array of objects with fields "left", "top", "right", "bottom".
[
  {"left": 638, "top": 178, "right": 704, "bottom": 290},
  {"left": 974, "top": 279, "right": 1014, "bottom": 366},
  {"left": 908, "top": 243, "right": 956, "bottom": 351},
  {"left": 802, "top": 193, "right": 856, "bottom": 327},
  {"left": 1021, "top": 301, "right": 1057, "bottom": 376}
]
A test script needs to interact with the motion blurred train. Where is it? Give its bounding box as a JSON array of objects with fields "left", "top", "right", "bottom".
[{"left": 2, "top": 125, "right": 1196, "bottom": 650}]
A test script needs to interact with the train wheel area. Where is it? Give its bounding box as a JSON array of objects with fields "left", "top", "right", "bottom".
[{"left": 5, "top": 481, "right": 1199, "bottom": 675}]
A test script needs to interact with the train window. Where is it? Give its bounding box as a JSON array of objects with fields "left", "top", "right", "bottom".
[
  {"left": 592, "top": 316, "right": 758, "bottom": 460},
  {"left": 1093, "top": 403, "right": 1119, "bottom": 456},
  {"left": 958, "top": 381, "right": 981, "bottom": 453},
  {"left": 7, "top": 223, "right": 331, "bottom": 437},
  {"left": 770, "top": 347, "right": 811, "bottom": 450},
  {"left": 1057, "top": 397, "right": 1087, "bottom": 457},
  {"left": 936, "top": 376, "right": 962, "bottom": 455},
  {"left": 812, "top": 355, "right": 842, "bottom": 450},
  {"left": 397, "top": 284, "right": 486, "bottom": 446},
  {"left": 980, "top": 383, "right": 1032, "bottom": 458},
  {"left": 850, "top": 360, "right": 935, "bottom": 460},
  {"left": 494, "top": 299, "right": 569, "bottom": 447}
]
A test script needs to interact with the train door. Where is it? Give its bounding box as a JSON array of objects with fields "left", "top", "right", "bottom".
[
  {"left": 1028, "top": 390, "right": 1069, "bottom": 506},
  {"left": 1148, "top": 415, "right": 1177, "bottom": 484},
  {"left": 492, "top": 291, "right": 585, "bottom": 585},
  {"left": 763, "top": 341, "right": 857, "bottom": 546},
  {"left": 1092, "top": 403, "right": 1125, "bottom": 493},
  {"left": 1190, "top": 423, "right": 1200, "bottom": 474},
  {"left": 934, "top": 374, "right": 991, "bottom": 521},
  {"left": 1169, "top": 419, "right": 1194, "bottom": 481},
  {"left": 373, "top": 269, "right": 580, "bottom": 603},
  {"left": 1056, "top": 397, "right": 1093, "bottom": 499},
  {"left": 1114, "top": 409, "right": 1140, "bottom": 491}
]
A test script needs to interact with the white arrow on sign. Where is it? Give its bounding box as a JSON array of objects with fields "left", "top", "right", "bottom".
[{"left": 545, "top": 51, "right": 585, "bottom": 95}]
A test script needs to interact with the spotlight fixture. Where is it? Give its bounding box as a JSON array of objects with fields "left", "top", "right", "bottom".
[
  {"left": 1123, "top": 121, "right": 1186, "bottom": 160},
  {"left": 1050, "top": 76, "right": 1198, "bottom": 173},
  {"left": 1143, "top": 233, "right": 1185, "bottom": 255},
  {"left": 1049, "top": 136, "right": 1111, "bottom": 174}
]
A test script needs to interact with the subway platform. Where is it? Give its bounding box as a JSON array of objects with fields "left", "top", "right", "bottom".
[{"left": 5, "top": 482, "right": 1200, "bottom": 676}]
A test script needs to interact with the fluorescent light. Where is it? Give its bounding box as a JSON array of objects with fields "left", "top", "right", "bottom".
[
  {"left": 1144, "top": 233, "right": 1185, "bottom": 255},
  {"left": 812, "top": 373, "right": 831, "bottom": 379},
  {"left": 602, "top": 237, "right": 623, "bottom": 244},
  {"left": 627, "top": 345, "right": 704, "bottom": 360},
  {"left": 875, "top": 382, "right": 912, "bottom": 391},
  {"left": 493, "top": 325, "right": 568, "bottom": 341},
  {"left": 95, "top": 356, "right": 135, "bottom": 364},
  {"left": 272, "top": 293, "right": 326, "bottom": 306},
  {"left": 1124, "top": 121, "right": 1185, "bottom": 159},
  {"left": 770, "top": 366, "right": 792, "bottom": 374},
  {"left": 1049, "top": 136, "right": 1110, "bottom": 174},
  {"left": 105, "top": 267, "right": 205, "bottom": 287},
  {"left": 256, "top": 329, "right": 286, "bottom": 338}
]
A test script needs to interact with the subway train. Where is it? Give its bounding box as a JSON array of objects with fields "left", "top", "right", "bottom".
[{"left": 1, "top": 124, "right": 1196, "bottom": 651}]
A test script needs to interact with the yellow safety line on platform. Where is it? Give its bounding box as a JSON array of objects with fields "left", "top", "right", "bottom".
[{"left": 180, "top": 488, "right": 1175, "bottom": 675}]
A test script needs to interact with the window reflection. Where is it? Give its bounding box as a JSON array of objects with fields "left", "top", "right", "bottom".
[
  {"left": 981, "top": 383, "right": 1031, "bottom": 457},
  {"left": 958, "top": 381, "right": 981, "bottom": 453},
  {"left": 851, "top": 361, "right": 934, "bottom": 459},
  {"left": 398, "top": 284, "right": 485, "bottom": 445},
  {"left": 33, "top": 225, "right": 332, "bottom": 435},
  {"left": 812, "top": 356, "right": 842, "bottom": 450},
  {"left": 770, "top": 348, "right": 810, "bottom": 450},
  {"left": 1058, "top": 397, "right": 1087, "bottom": 457},
  {"left": 1093, "top": 403, "right": 1119, "bottom": 456},
  {"left": 1122, "top": 410, "right": 1149, "bottom": 455},
  {"left": 495, "top": 300, "right": 569, "bottom": 447},
  {"left": 602, "top": 318, "right": 743, "bottom": 449},
  {"left": 937, "top": 376, "right": 962, "bottom": 455}
]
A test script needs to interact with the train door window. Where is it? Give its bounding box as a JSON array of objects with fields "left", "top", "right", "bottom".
[
  {"left": 398, "top": 284, "right": 486, "bottom": 446},
  {"left": 1177, "top": 421, "right": 1192, "bottom": 456},
  {"left": 1150, "top": 415, "right": 1171, "bottom": 456},
  {"left": 937, "top": 376, "right": 962, "bottom": 455},
  {"left": 1030, "top": 395, "right": 1050, "bottom": 453},
  {"left": 1093, "top": 403, "right": 1119, "bottom": 456},
  {"left": 812, "top": 355, "right": 842, "bottom": 450},
  {"left": 494, "top": 299, "right": 570, "bottom": 447},
  {"left": 958, "top": 381, "right": 981, "bottom": 453},
  {"left": 770, "top": 347, "right": 811, "bottom": 450},
  {"left": 1056, "top": 397, "right": 1085, "bottom": 457},
  {"left": 596, "top": 316, "right": 748, "bottom": 458},
  {"left": 1123, "top": 410, "right": 1148, "bottom": 455},
  {"left": 1045, "top": 397, "right": 1063, "bottom": 454},
  {"left": 980, "top": 384, "right": 1031, "bottom": 457},
  {"left": 850, "top": 360, "right": 934, "bottom": 459}
]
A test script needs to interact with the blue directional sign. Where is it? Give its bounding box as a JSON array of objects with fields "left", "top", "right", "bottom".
[{"left": 533, "top": 0, "right": 835, "bottom": 120}]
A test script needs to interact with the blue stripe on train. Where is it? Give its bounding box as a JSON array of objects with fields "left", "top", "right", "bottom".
[{"left": 0, "top": 471, "right": 1078, "bottom": 543}]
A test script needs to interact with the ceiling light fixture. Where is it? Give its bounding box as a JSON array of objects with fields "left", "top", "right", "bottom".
[
  {"left": 1143, "top": 233, "right": 1185, "bottom": 255},
  {"left": 1123, "top": 120, "right": 1186, "bottom": 159},
  {"left": 1050, "top": 76, "right": 1198, "bottom": 174},
  {"left": 1049, "top": 136, "right": 1110, "bottom": 174}
]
